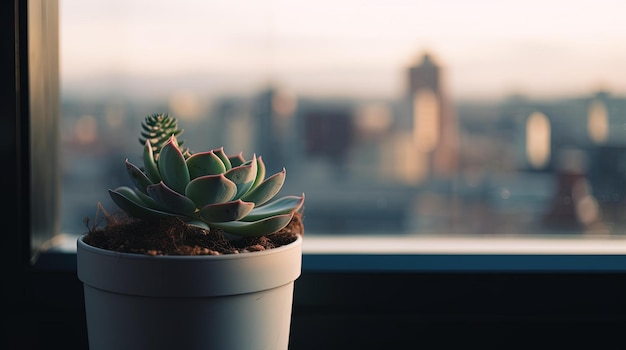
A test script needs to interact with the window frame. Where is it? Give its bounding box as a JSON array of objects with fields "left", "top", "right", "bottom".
[
  {"left": 12, "top": 0, "right": 626, "bottom": 281},
  {"left": 8, "top": 0, "right": 626, "bottom": 347},
  {"left": 7, "top": 0, "right": 32, "bottom": 273}
]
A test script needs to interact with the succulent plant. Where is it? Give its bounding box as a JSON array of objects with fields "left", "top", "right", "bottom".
[
  {"left": 109, "top": 113, "right": 305, "bottom": 238},
  {"left": 139, "top": 113, "right": 190, "bottom": 159}
]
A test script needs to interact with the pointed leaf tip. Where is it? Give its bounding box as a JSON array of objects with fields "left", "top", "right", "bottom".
[
  {"left": 158, "top": 136, "right": 190, "bottom": 194},
  {"left": 211, "top": 213, "right": 295, "bottom": 237}
]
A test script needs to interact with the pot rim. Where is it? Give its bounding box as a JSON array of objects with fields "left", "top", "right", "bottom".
[
  {"left": 77, "top": 233, "right": 303, "bottom": 297},
  {"left": 77, "top": 232, "right": 302, "bottom": 261}
]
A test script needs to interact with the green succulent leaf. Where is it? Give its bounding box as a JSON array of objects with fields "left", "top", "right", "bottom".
[
  {"left": 110, "top": 186, "right": 155, "bottom": 208},
  {"left": 199, "top": 199, "right": 255, "bottom": 222},
  {"left": 210, "top": 213, "right": 295, "bottom": 237},
  {"left": 132, "top": 187, "right": 163, "bottom": 210},
  {"left": 241, "top": 168, "right": 285, "bottom": 206},
  {"left": 248, "top": 156, "right": 267, "bottom": 193},
  {"left": 185, "top": 174, "right": 237, "bottom": 208},
  {"left": 147, "top": 182, "right": 197, "bottom": 215},
  {"left": 186, "top": 151, "right": 227, "bottom": 179},
  {"left": 213, "top": 147, "right": 232, "bottom": 171},
  {"left": 125, "top": 159, "right": 153, "bottom": 194},
  {"left": 158, "top": 136, "right": 190, "bottom": 194},
  {"left": 224, "top": 155, "right": 257, "bottom": 199},
  {"left": 242, "top": 194, "right": 305, "bottom": 222},
  {"left": 142, "top": 141, "right": 161, "bottom": 183},
  {"left": 186, "top": 220, "right": 210, "bottom": 230},
  {"left": 109, "top": 187, "right": 178, "bottom": 220},
  {"left": 115, "top": 186, "right": 167, "bottom": 211},
  {"left": 228, "top": 152, "right": 246, "bottom": 167}
]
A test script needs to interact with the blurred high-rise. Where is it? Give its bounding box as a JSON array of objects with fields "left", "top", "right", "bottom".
[{"left": 406, "top": 52, "right": 459, "bottom": 181}]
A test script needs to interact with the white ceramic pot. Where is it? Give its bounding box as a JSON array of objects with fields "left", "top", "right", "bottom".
[{"left": 77, "top": 234, "right": 302, "bottom": 350}]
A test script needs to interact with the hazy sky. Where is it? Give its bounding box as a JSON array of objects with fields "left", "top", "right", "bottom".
[{"left": 60, "top": 0, "right": 626, "bottom": 100}]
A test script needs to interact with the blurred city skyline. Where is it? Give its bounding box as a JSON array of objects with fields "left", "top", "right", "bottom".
[{"left": 60, "top": 0, "right": 626, "bottom": 101}]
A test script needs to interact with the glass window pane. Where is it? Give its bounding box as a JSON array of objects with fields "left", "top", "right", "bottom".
[{"left": 60, "top": 0, "right": 626, "bottom": 238}]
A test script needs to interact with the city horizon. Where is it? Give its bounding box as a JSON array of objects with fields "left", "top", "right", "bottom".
[{"left": 60, "top": 66, "right": 621, "bottom": 104}]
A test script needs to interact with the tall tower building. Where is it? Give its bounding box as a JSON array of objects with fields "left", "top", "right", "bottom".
[{"left": 407, "top": 52, "right": 458, "bottom": 179}]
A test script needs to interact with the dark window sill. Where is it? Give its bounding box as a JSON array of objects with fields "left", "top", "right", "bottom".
[{"left": 34, "top": 233, "right": 626, "bottom": 273}]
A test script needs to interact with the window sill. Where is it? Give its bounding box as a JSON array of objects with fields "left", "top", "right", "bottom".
[
  {"left": 303, "top": 234, "right": 626, "bottom": 272},
  {"left": 36, "top": 233, "right": 626, "bottom": 273}
]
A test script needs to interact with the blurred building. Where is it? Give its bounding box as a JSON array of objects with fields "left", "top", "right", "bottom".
[
  {"left": 302, "top": 106, "right": 354, "bottom": 164},
  {"left": 59, "top": 51, "right": 626, "bottom": 236},
  {"left": 253, "top": 87, "right": 299, "bottom": 174},
  {"left": 406, "top": 52, "right": 459, "bottom": 180}
]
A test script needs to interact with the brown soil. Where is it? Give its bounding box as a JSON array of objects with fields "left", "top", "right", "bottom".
[{"left": 83, "top": 210, "right": 304, "bottom": 256}]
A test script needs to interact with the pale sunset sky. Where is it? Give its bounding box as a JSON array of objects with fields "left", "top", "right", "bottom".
[{"left": 60, "top": 0, "right": 626, "bottom": 101}]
